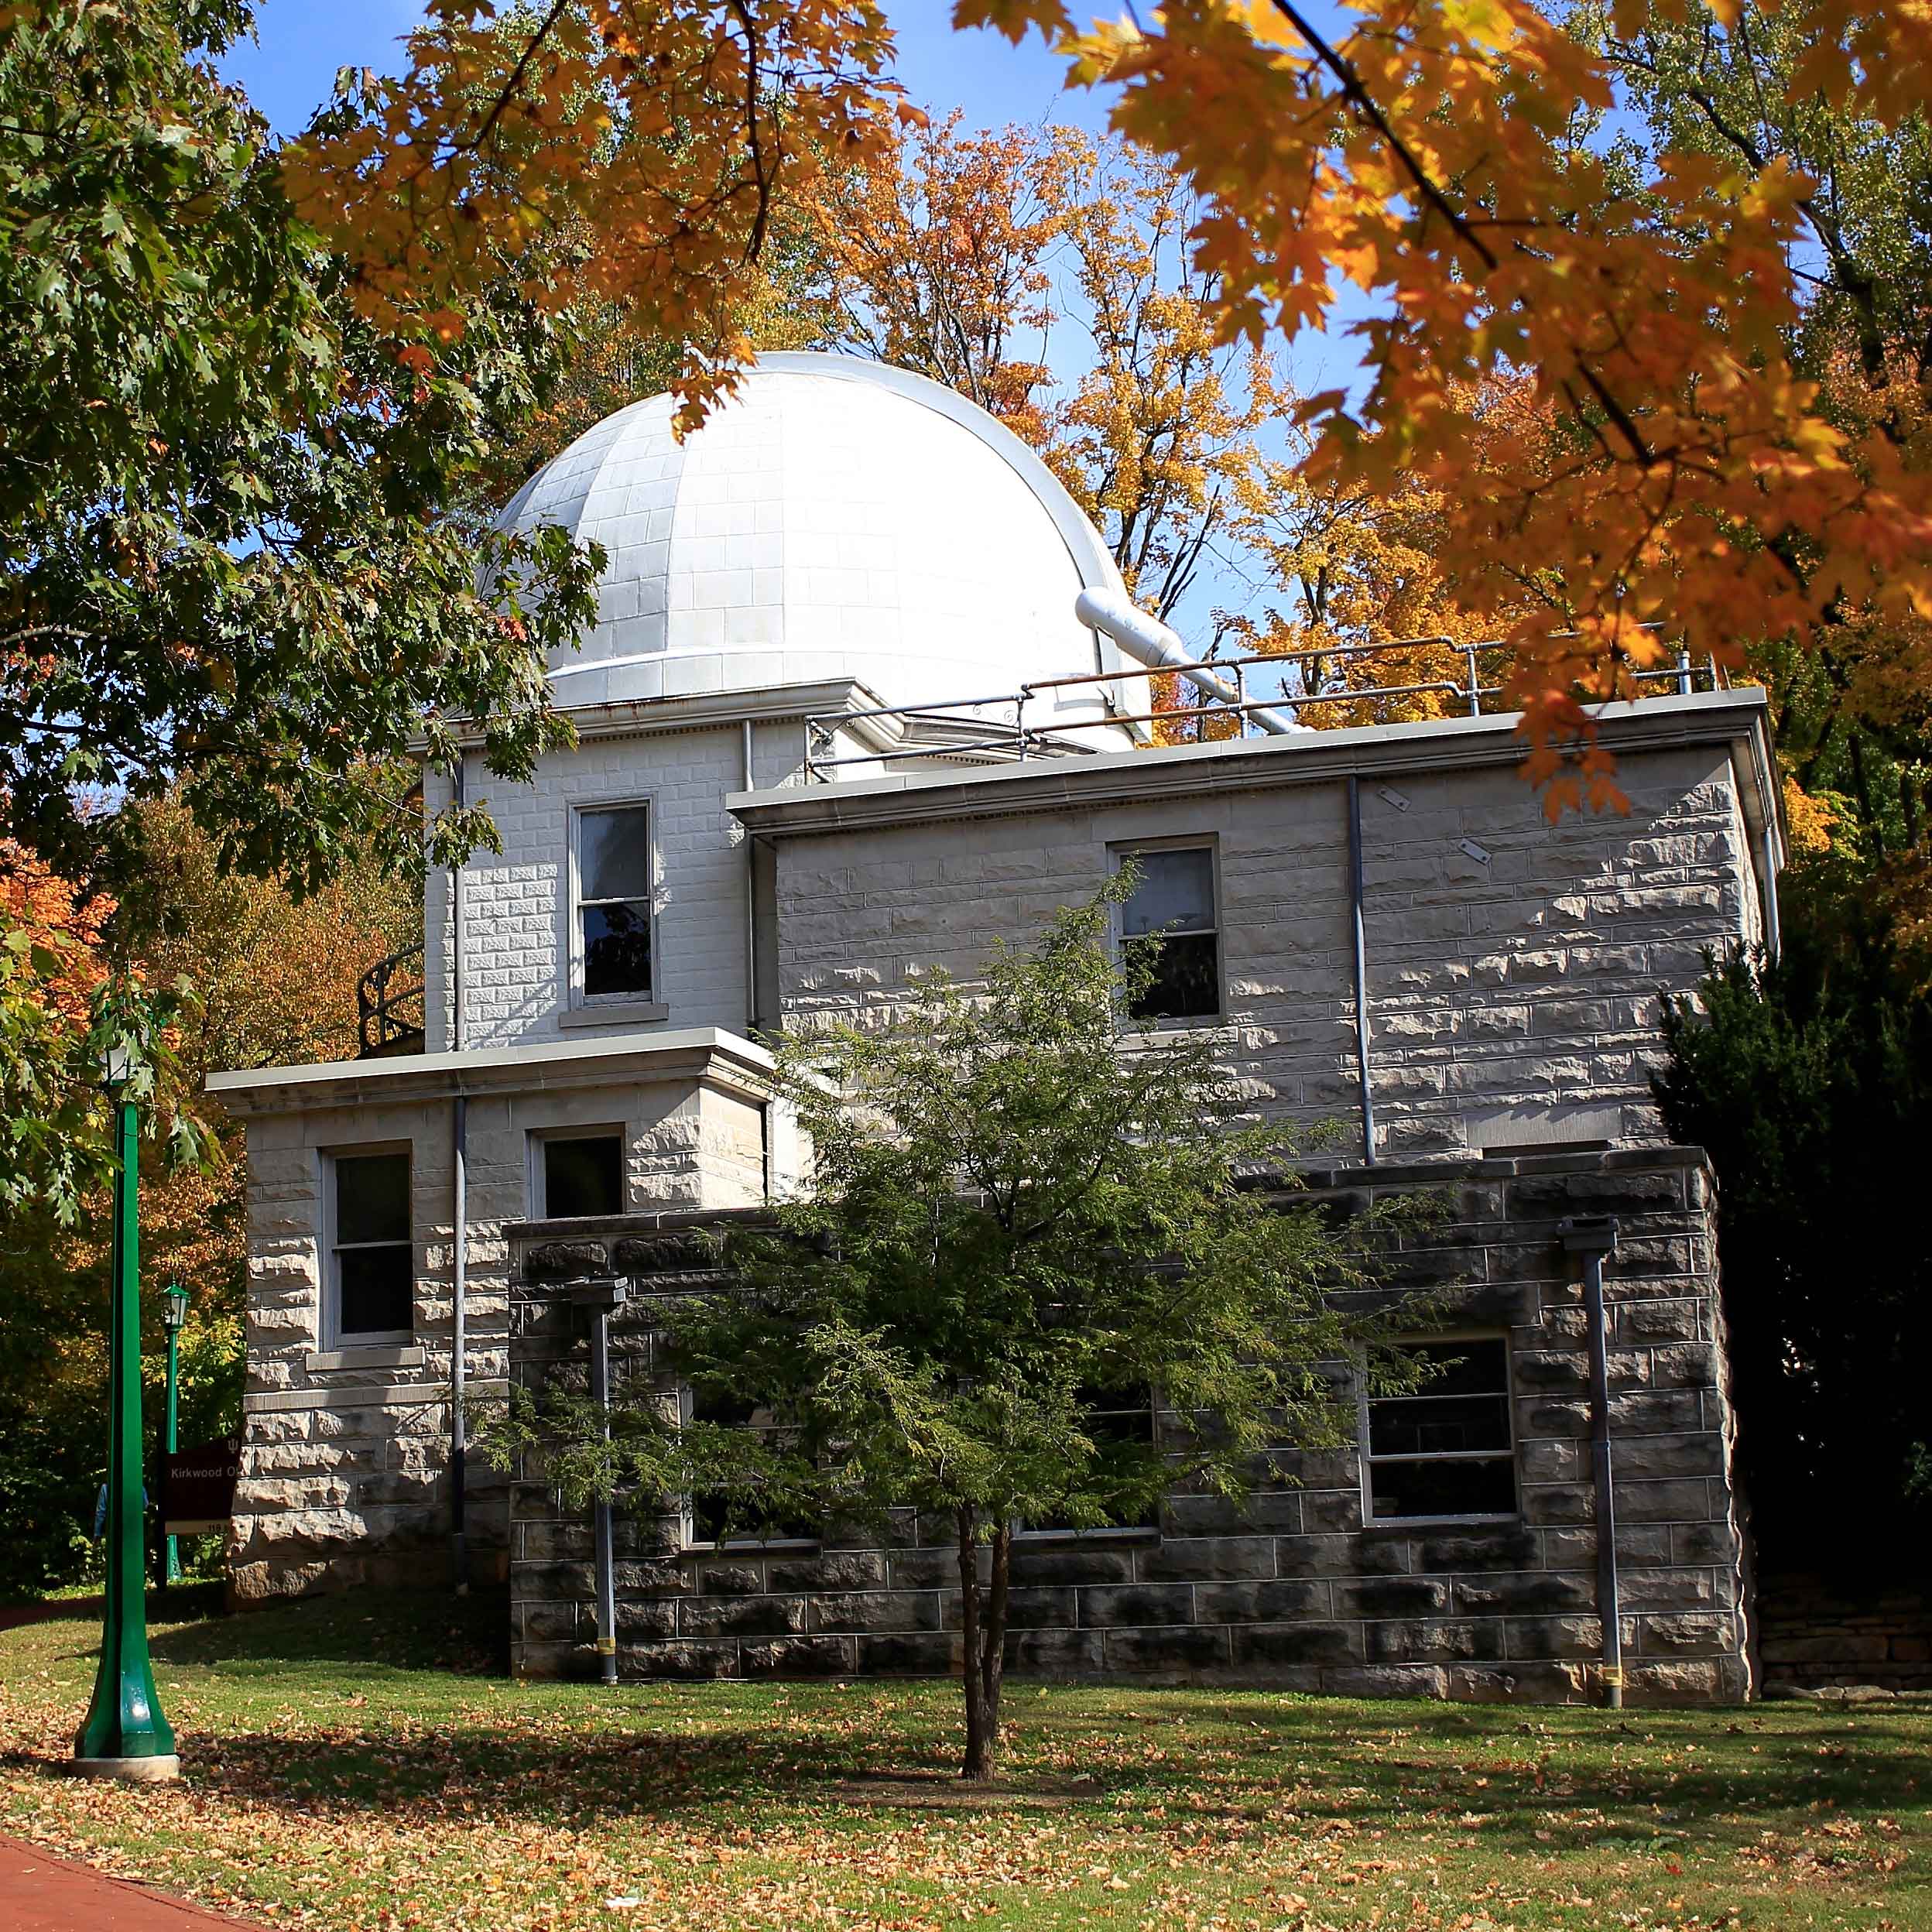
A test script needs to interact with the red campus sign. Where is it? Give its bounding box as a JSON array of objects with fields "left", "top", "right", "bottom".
[{"left": 163, "top": 1435, "right": 241, "bottom": 1536}]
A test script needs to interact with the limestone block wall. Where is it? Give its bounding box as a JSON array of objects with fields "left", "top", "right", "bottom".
[
  {"left": 422, "top": 714, "right": 808, "bottom": 1053},
  {"left": 223, "top": 1054, "right": 774, "bottom": 1603},
  {"left": 506, "top": 1146, "right": 1751, "bottom": 1705},
  {"left": 758, "top": 741, "right": 1762, "bottom": 1157}
]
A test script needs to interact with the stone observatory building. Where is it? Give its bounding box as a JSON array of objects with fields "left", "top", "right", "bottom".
[{"left": 211, "top": 352, "right": 1783, "bottom": 1706}]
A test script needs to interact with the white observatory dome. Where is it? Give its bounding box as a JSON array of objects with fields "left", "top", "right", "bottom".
[{"left": 495, "top": 353, "right": 1132, "bottom": 720}]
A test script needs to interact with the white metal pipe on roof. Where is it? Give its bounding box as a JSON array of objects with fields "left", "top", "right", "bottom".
[{"left": 1074, "top": 588, "right": 1306, "bottom": 736}]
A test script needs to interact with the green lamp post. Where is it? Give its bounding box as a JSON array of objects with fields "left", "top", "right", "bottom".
[
  {"left": 74, "top": 1041, "right": 178, "bottom": 1782},
  {"left": 160, "top": 1283, "right": 189, "bottom": 1588}
]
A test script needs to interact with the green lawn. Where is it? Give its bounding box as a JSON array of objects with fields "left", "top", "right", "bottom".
[{"left": 2, "top": 1590, "right": 1925, "bottom": 1931}]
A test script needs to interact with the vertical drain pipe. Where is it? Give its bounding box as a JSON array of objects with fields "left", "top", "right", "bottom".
[
  {"left": 1759, "top": 820, "right": 1783, "bottom": 963},
  {"left": 742, "top": 719, "right": 759, "bottom": 1036},
  {"left": 574, "top": 1282, "right": 625, "bottom": 1687},
  {"left": 1564, "top": 1216, "right": 1623, "bottom": 1708},
  {"left": 450, "top": 753, "right": 469, "bottom": 1592},
  {"left": 1347, "top": 776, "right": 1377, "bottom": 1166}
]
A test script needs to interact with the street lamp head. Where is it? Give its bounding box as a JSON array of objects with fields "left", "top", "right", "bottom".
[
  {"left": 101, "top": 1041, "right": 134, "bottom": 1088},
  {"left": 163, "top": 1285, "right": 190, "bottom": 1333}
]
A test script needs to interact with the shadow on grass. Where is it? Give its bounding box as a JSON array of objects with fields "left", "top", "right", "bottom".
[
  {"left": 146, "top": 1586, "right": 509, "bottom": 1677},
  {"left": 12, "top": 1674, "right": 1927, "bottom": 1871}
]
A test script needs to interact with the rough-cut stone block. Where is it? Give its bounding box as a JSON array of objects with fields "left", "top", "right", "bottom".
[
  {"left": 1008, "top": 1543, "right": 1138, "bottom": 1587},
  {"left": 857, "top": 1632, "right": 959, "bottom": 1675},
  {"left": 743, "top": 1636, "right": 852, "bottom": 1677},
  {"left": 1233, "top": 1622, "right": 1365, "bottom": 1668},
  {"left": 1078, "top": 1584, "right": 1196, "bottom": 1628},
  {"left": 679, "top": 1595, "right": 806, "bottom": 1638},
  {"left": 1194, "top": 1581, "right": 1327, "bottom": 1625},
  {"left": 1006, "top": 1629, "right": 1105, "bottom": 1675},
  {"left": 1137, "top": 1536, "right": 1276, "bottom": 1583},
  {"left": 1454, "top": 1571, "right": 1594, "bottom": 1615},
  {"left": 811, "top": 1591, "right": 940, "bottom": 1635},
  {"left": 1336, "top": 1576, "right": 1451, "bottom": 1619},
  {"left": 1366, "top": 1619, "right": 1502, "bottom": 1664},
  {"left": 1104, "top": 1625, "right": 1230, "bottom": 1672}
]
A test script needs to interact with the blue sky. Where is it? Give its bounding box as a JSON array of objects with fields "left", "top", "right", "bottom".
[{"left": 224, "top": 2, "right": 1109, "bottom": 139}]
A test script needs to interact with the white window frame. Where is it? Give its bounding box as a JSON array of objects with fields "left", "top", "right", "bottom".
[
  {"left": 1015, "top": 1386, "right": 1163, "bottom": 1543},
  {"left": 677, "top": 1386, "right": 822, "bottom": 1553},
  {"left": 527, "top": 1125, "right": 629, "bottom": 1221},
  {"left": 321, "top": 1142, "right": 415, "bottom": 1349},
  {"left": 567, "top": 798, "right": 659, "bottom": 1012},
  {"left": 1358, "top": 1329, "right": 1519, "bottom": 1528},
  {"left": 1109, "top": 837, "right": 1225, "bottom": 1028}
]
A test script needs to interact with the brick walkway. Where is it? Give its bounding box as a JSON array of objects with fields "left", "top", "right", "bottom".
[{"left": 0, "top": 1835, "right": 261, "bottom": 1929}]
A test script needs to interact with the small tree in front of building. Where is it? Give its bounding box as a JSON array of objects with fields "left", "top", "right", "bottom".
[{"left": 495, "top": 876, "right": 1427, "bottom": 1781}]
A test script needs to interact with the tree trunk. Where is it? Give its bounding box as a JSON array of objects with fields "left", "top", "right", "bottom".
[
  {"left": 957, "top": 1506, "right": 993, "bottom": 1782},
  {"left": 981, "top": 1520, "right": 1011, "bottom": 1756}
]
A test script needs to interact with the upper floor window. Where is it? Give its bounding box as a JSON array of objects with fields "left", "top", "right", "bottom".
[
  {"left": 1362, "top": 1336, "right": 1516, "bottom": 1523},
  {"left": 576, "top": 804, "right": 653, "bottom": 1001},
  {"left": 326, "top": 1149, "right": 413, "bottom": 1344},
  {"left": 534, "top": 1131, "right": 625, "bottom": 1220},
  {"left": 1117, "top": 844, "right": 1220, "bottom": 1023}
]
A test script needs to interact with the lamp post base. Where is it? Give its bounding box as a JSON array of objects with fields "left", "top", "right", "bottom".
[{"left": 71, "top": 1754, "right": 180, "bottom": 1783}]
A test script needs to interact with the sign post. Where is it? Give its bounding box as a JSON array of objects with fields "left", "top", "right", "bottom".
[{"left": 74, "top": 1046, "right": 178, "bottom": 1781}]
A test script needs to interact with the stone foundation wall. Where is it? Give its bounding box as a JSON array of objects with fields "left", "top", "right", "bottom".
[
  {"left": 1758, "top": 1574, "right": 1932, "bottom": 1694},
  {"left": 506, "top": 1145, "right": 1752, "bottom": 1704}
]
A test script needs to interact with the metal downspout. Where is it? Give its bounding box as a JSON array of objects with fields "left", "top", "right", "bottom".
[
  {"left": 1564, "top": 1216, "right": 1624, "bottom": 1707},
  {"left": 450, "top": 755, "right": 468, "bottom": 1591},
  {"left": 1347, "top": 776, "right": 1377, "bottom": 1166},
  {"left": 1759, "top": 820, "right": 1783, "bottom": 962},
  {"left": 584, "top": 1288, "right": 622, "bottom": 1685},
  {"left": 742, "top": 718, "right": 758, "bottom": 1035}
]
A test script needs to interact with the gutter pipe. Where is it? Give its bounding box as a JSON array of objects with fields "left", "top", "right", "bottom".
[
  {"left": 450, "top": 755, "right": 469, "bottom": 1592},
  {"left": 1347, "top": 776, "right": 1377, "bottom": 1166},
  {"left": 1074, "top": 588, "right": 1307, "bottom": 736},
  {"left": 572, "top": 1280, "right": 626, "bottom": 1687},
  {"left": 1564, "top": 1215, "right": 1624, "bottom": 1708},
  {"left": 742, "top": 719, "right": 759, "bottom": 1033}
]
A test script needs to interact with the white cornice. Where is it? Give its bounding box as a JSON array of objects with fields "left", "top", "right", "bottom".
[
  {"left": 430, "top": 677, "right": 892, "bottom": 755},
  {"left": 727, "top": 689, "right": 1778, "bottom": 840},
  {"left": 208, "top": 1027, "right": 775, "bottom": 1115}
]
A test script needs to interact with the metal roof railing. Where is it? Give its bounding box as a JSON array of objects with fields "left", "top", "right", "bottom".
[{"left": 803, "top": 630, "right": 1727, "bottom": 783}]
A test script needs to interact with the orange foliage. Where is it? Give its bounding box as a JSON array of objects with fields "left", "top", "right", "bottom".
[{"left": 0, "top": 838, "right": 109, "bottom": 1029}]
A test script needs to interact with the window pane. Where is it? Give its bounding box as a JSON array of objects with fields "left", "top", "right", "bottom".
[
  {"left": 1121, "top": 848, "right": 1214, "bottom": 937},
  {"left": 1026, "top": 1387, "right": 1159, "bottom": 1533},
  {"left": 1368, "top": 1456, "right": 1516, "bottom": 1521},
  {"left": 334, "top": 1153, "right": 409, "bottom": 1247},
  {"left": 337, "top": 1245, "right": 413, "bottom": 1338},
  {"left": 543, "top": 1136, "right": 624, "bottom": 1219},
  {"left": 1368, "top": 1392, "right": 1512, "bottom": 1458},
  {"left": 687, "top": 1389, "right": 819, "bottom": 1544},
  {"left": 1399, "top": 1338, "right": 1510, "bottom": 1399},
  {"left": 580, "top": 807, "right": 652, "bottom": 902},
  {"left": 1126, "top": 931, "right": 1220, "bottom": 1022},
  {"left": 583, "top": 901, "right": 653, "bottom": 997}
]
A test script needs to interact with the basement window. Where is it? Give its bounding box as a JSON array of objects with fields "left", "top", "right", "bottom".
[
  {"left": 1116, "top": 844, "right": 1221, "bottom": 1023},
  {"left": 1362, "top": 1336, "right": 1517, "bottom": 1523},
  {"left": 325, "top": 1148, "right": 413, "bottom": 1345},
  {"left": 575, "top": 803, "right": 654, "bottom": 1001},
  {"left": 533, "top": 1131, "right": 625, "bottom": 1221},
  {"left": 680, "top": 1388, "right": 820, "bottom": 1550},
  {"left": 1018, "top": 1386, "right": 1161, "bottom": 1538}
]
